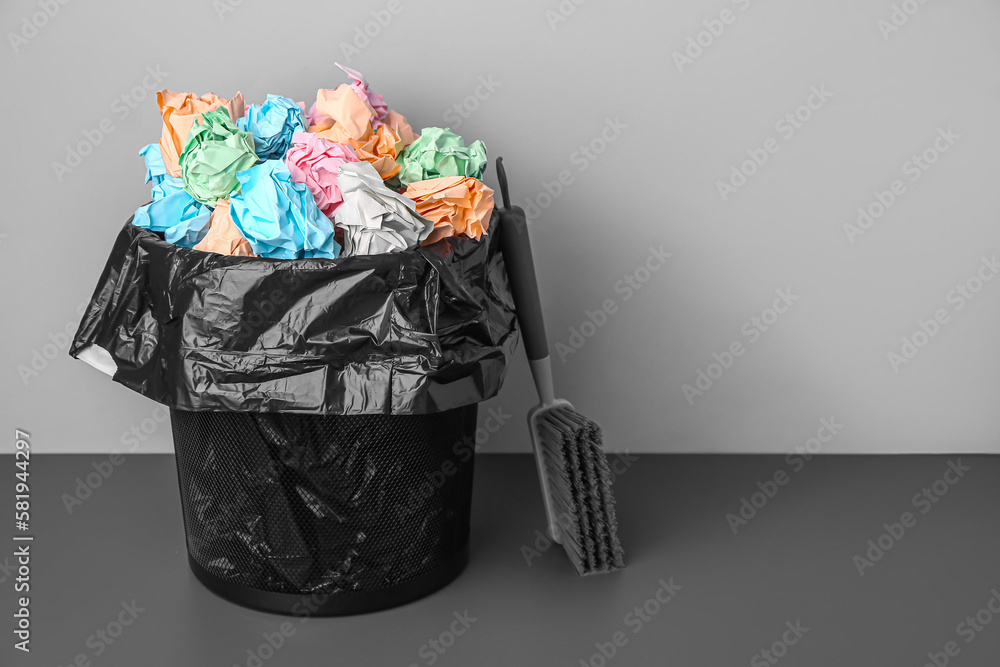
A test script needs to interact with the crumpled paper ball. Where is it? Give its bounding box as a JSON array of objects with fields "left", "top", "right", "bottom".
[
  {"left": 179, "top": 108, "right": 258, "bottom": 206},
  {"left": 336, "top": 63, "right": 388, "bottom": 126},
  {"left": 132, "top": 177, "right": 212, "bottom": 247},
  {"left": 295, "top": 100, "right": 327, "bottom": 127},
  {"left": 396, "top": 127, "right": 488, "bottom": 187},
  {"left": 229, "top": 160, "right": 341, "bottom": 259},
  {"left": 139, "top": 143, "right": 168, "bottom": 187},
  {"left": 304, "top": 101, "right": 326, "bottom": 127},
  {"left": 285, "top": 132, "right": 359, "bottom": 219},
  {"left": 314, "top": 83, "right": 375, "bottom": 140},
  {"left": 383, "top": 109, "right": 418, "bottom": 146},
  {"left": 311, "top": 120, "right": 403, "bottom": 180},
  {"left": 237, "top": 94, "right": 306, "bottom": 160},
  {"left": 150, "top": 172, "right": 182, "bottom": 202},
  {"left": 404, "top": 176, "right": 494, "bottom": 245},
  {"left": 309, "top": 108, "right": 415, "bottom": 150},
  {"left": 158, "top": 89, "right": 245, "bottom": 177},
  {"left": 193, "top": 199, "right": 255, "bottom": 256},
  {"left": 309, "top": 64, "right": 388, "bottom": 132},
  {"left": 353, "top": 123, "right": 404, "bottom": 179},
  {"left": 334, "top": 161, "right": 434, "bottom": 256}
]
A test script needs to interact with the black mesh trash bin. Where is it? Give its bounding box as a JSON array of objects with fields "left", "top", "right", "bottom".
[
  {"left": 170, "top": 405, "right": 478, "bottom": 615},
  {"left": 69, "top": 215, "right": 518, "bottom": 616}
]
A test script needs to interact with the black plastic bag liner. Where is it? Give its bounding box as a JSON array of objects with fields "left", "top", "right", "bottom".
[{"left": 69, "top": 213, "right": 517, "bottom": 415}]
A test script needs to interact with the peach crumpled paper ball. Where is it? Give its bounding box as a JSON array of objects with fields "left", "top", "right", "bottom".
[
  {"left": 194, "top": 199, "right": 255, "bottom": 256},
  {"left": 307, "top": 70, "right": 417, "bottom": 182},
  {"left": 403, "top": 176, "right": 494, "bottom": 246},
  {"left": 310, "top": 118, "right": 405, "bottom": 181}
]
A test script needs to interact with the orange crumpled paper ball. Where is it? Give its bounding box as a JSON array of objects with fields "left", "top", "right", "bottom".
[
  {"left": 403, "top": 176, "right": 494, "bottom": 245},
  {"left": 310, "top": 119, "right": 403, "bottom": 181},
  {"left": 194, "top": 199, "right": 255, "bottom": 256},
  {"left": 158, "top": 90, "right": 246, "bottom": 177},
  {"left": 383, "top": 109, "right": 419, "bottom": 146}
]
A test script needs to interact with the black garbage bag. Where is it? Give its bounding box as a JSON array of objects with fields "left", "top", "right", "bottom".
[
  {"left": 69, "top": 214, "right": 519, "bottom": 614},
  {"left": 69, "top": 212, "right": 518, "bottom": 414}
]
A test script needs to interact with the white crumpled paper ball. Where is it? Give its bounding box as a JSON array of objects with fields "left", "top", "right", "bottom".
[{"left": 334, "top": 161, "right": 434, "bottom": 256}]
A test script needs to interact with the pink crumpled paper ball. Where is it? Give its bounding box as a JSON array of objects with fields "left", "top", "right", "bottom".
[{"left": 285, "top": 132, "right": 360, "bottom": 219}]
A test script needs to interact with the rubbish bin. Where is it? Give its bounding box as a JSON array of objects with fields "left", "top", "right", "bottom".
[
  {"left": 70, "top": 215, "right": 517, "bottom": 615},
  {"left": 171, "top": 406, "right": 478, "bottom": 615}
]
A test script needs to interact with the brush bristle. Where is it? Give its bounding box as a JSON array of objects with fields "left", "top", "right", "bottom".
[{"left": 535, "top": 405, "right": 624, "bottom": 575}]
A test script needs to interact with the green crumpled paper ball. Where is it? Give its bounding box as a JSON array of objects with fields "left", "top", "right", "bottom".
[
  {"left": 396, "top": 127, "right": 487, "bottom": 187},
  {"left": 179, "top": 108, "right": 258, "bottom": 206}
]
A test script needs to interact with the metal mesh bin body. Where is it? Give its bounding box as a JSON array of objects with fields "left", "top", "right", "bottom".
[{"left": 170, "top": 405, "right": 478, "bottom": 615}]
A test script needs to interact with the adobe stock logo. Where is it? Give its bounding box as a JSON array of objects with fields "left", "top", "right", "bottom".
[
  {"left": 17, "top": 300, "right": 90, "bottom": 385},
  {"left": 750, "top": 620, "right": 809, "bottom": 667},
  {"left": 843, "top": 126, "right": 959, "bottom": 245},
  {"left": 441, "top": 75, "right": 501, "bottom": 130},
  {"left": 852, "top": 459, "right": 970, "bottom": 576},
  {"left": 521, "top": 117, "right": 628, "bottom": 224},
  {"left": 887, "top": 254, "right": 998, "bottom": 373},
  {"left": 337, "top": 0, "right": 409, "bottom": 63},
  {"left": 683, "top": 288, "right": 799, "bottom": 405},
  {"left": 919, "top": 588, "right": 1000, "bottom": 667},
  {"left": 672, "top": 0, "right": 757, "bottom": 73},
  {"left": 877, "top": 0, "right": 934, "bottom": 41},
  {"left": 715, "top": 86, "right": 833, "bottom": 202},
  {"left": 7, "top": 0, "right": 73, "bottom": 53},
  {"left": 577, "top": 578, "right": 682, "bottom": 667},
  {"left": 407, "top": 611, "right": 477, "bottom": 667},
  {"left": 555, "top": 245, "right": 671, "bottom": 363},
  {"left": 51, "top": 65, "right": 170, "bottom": 182},
  {"left": 725, "top": 417, "right": 844, "bottom": 535},
  {"left": 545, "top": 0, "right": 589, "bottom": 31}
]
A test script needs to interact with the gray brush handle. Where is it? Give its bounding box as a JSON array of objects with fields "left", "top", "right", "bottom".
[{"left": 496, "top": 157, "right": 549, "bottom": 363}]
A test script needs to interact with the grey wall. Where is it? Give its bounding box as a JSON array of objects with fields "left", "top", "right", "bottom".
[{"left": 2, "top": 0, "right": 999, "bottom": 454}]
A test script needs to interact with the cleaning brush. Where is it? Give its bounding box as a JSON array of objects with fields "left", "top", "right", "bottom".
[{"left": 495, "top": 157, "right": 625, "bottom": 576}]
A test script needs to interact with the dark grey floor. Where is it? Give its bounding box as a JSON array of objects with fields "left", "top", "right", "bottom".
[{"left": 2, "top": 454, "right": 998, "bottom": 666}]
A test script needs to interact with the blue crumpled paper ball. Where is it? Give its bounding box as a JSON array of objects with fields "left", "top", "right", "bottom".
[
  {"left": 139, "top": 143, "right": 168, "bottom": 188},
  {"left": 132, "top": 176, "right": 212, "bottom": 248},
  {"left": 237, "top": 94, "right": 307, "bottom": 161},
  {"left": 132, "top": 143, "right": 211, "bottom": 247},
  {"left": 228, "top": 160, "right": 340, "bottom": 259}
]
